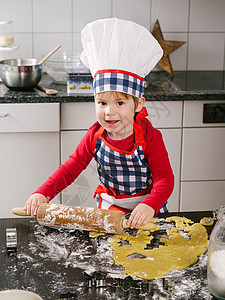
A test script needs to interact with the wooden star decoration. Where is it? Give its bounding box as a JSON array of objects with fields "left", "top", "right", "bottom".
[{"left": 151, "top": 19, "right": 186, "bottom": 75}]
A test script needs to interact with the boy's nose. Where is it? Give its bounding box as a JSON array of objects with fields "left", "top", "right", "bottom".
[{"left": 105, "top": 105, "right": 115, "bottom": 115}]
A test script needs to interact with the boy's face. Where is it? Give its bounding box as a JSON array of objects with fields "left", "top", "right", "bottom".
[{"left": 95, "top": 91, "right": 143, "bottom": 140}]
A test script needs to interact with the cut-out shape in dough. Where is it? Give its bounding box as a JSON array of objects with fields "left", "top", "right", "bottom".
[{"left": 200, "top": 217, "right": 214, "bottom": 226}]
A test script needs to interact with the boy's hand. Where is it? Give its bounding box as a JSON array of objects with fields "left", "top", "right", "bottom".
[
  {"left": 127, "top": 203, "right": 155, "bottom": 229},
  {"left": 24, "top": 193, "right": 47, "bottom": 217}
]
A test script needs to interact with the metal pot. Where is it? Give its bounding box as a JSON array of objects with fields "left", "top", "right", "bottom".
[{"left": 0, "top": 58, "right": 42, "bottom": 91}]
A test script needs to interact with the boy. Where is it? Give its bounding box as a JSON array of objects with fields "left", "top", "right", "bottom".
[{"left": 25, "top": 18, "right": 174, "bottom": 229}]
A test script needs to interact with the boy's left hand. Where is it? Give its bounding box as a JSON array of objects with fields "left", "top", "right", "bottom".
[{"left": 127, "top": 203, "right": 155, "bottom": 229}]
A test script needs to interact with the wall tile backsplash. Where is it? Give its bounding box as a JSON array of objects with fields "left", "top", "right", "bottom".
[{"left": 0, "top": 0, "right": 224, "bottom": 71}]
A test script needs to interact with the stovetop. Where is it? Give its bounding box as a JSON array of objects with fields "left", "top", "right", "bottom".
[{"left": 171, "top": 71, "right": 225, "bottom": 92}]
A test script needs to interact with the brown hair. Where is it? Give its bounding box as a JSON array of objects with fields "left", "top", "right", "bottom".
[{"left": 122, "top": 93, "right": 139, "bottom": 110}]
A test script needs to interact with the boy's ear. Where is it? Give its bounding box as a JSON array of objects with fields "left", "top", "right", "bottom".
[{"left": 135, "top": 97, "right": 146, "bottom": 112}]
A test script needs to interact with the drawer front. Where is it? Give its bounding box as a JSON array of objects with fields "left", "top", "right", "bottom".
[
  {"left": 181, "top": 127, "right": 225, "bottom": 180},
  {"left": 61, "top": 101, "right": 183, "bottom": 130},
  {"left": 180, "top": 181, "right": 225, "bottom": 211},
  {"left": 145, "top": 101, "right": 182, "bottom": 128},
  {"left": 0, "top": 103, "right": 59, "bottom": 132},
  {"left": 61, "top": 102, "right": 96, "bottom": 130},
  {"left": 183, "top": 100, "right": 225, "bottom": 127}
]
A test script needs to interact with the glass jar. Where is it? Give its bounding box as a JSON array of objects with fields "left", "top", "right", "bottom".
[
  {"left": 0, "top": 44, "right": 20, "bottom": 61},
  {"left": 64, "top": 50, "right": 93, "bottom": 94},
  {"left": 207, "top": 205, "right": 225, "bottom": 299},
  {"left": 0, "top": 21, "right": 14, "bottom": 47}
]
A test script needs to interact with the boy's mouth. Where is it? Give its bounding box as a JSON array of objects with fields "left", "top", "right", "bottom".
[{"left": 106, "top": 120, "right": 119, "bottom": 124}]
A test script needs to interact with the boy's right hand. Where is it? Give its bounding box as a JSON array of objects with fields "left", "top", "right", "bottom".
[{"left": 24, "top": 193, "right": 47, "bottom": 217}]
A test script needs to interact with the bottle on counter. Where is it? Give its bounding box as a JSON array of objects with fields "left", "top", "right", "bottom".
[
  {"left": 0, "top": 21, "right": 14, "bottom": 46},
  {"left": 0, "top": 21, "right": 20, "bottom": 63},
  {"left": 207, "top": 205, "right": 225, "bottom": 300}
]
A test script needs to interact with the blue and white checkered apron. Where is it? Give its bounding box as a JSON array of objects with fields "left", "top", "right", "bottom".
[{"left": 93, "top": 121, "right": 168, "bottom": 213}]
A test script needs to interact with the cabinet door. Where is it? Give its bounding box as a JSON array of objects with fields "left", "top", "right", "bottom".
[
  {"left": 180, "top": 181, "right": 225, "bottom": 211},
  {"left": 0, "top": 103, "right": 59, "bottom": 132},
  {"left": 0, "top": 132, "right": 60, "bottom": 218},
  {"left": 144, "top": 101, "right": 182, "bottom": 212},
  {"left": 160, "top": 129, "right": 181, "bottom": 212},
  {"left": 145, "top": 101, "right": 182, "bottom": 128},
  {"left": 181, "top": 128, "right": 225, "bottom": 181},
  {"left": 61, "top": 131, "right": 99, "bottom": 208},
  {"left": 61, "top": 102, "right": 96, "bottom": 130},
  {"left": 183, "top": 100, "right": 225, "bottom": 128}
]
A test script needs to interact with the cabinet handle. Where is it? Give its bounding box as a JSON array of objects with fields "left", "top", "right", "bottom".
[{"left": 0, "top": 113, "right": 8, "bottom": 117}]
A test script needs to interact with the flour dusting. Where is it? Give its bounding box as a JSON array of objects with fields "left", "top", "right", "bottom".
[{"left": 2, "top": 218, "right": 214, "bottom": 300}]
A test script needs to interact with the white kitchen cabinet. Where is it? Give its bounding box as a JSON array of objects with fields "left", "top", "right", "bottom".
[
  {"left": 2, "top": 98, "right": 224, "bottom": 218},
  {"left": 181, "top": 127, "right": 225, "bottom": 181},
  {"left": 0, "top": 103, "right": 59, "bottom": 132},
  {"left": 61, "top": 131, "right": 99, "bottom": 208},
  {"left": 61, "top": 102, "right": 98, "bottom": 207},
  {"left": 0, "top": 103, "right": 60, "bottom": 218},
  {"left": 145, "top": 101, "right": 182, "bottom": 128},
  {"left": 160, "top": 129, "right": 182, "bottom": 212},
  {"left": 146, "top": 101, "right": 183, "bottom": 212},
  {"left": 183, "top": 100, "right": 225, "bottom": 128},
  {"left": 61, "top": 102, "right": 96, "bottom": 130},
  {"left": 180, "top": 100, "right": 225, "bottom": 211},
  {"left": 180, "top": 181, "right": 225, "bottom": 211}
]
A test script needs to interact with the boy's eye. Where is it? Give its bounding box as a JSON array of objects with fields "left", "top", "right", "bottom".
[
  {"left": 99, "top": 101, "right": 106, "bottom": 106},
  {"left": 117, "top": 101, "right": 124, "bottom": 106}
]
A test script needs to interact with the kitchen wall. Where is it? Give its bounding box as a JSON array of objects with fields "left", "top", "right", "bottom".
[{"left": 0, "top": 0, "right": 225, "bottom": 71}]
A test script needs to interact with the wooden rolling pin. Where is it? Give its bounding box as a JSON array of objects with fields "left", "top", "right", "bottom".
[{"left": 12, "top": 203, "right": 156, "bottom": 234}]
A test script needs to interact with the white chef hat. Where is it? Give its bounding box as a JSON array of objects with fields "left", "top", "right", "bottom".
[{"left": 80, "top": 18, "right": 163, "bottom": 98}]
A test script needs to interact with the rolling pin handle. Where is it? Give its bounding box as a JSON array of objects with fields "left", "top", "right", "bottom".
[{"left": 12, "top": 207, "right": 30, "bottom": 217}]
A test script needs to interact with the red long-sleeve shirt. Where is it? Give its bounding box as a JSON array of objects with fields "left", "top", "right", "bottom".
[{"left": 35, "top": 118, "right": 174, "bottom": 214}]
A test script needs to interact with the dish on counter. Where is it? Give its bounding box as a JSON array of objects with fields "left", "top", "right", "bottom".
[{"left": 0, "top": 290, "right": 43, "bottom": 300}]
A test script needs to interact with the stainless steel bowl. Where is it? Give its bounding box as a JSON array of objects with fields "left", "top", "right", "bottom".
[{"left": 0, "top": 58, "right": 42, "bottom": 91}]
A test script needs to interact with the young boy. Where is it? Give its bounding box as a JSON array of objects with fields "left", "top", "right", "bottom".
[{"left": 24, "top": 18, "right": 174, "bottom": 229}]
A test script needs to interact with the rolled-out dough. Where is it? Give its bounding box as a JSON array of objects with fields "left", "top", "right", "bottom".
[
  {"left": 106, "top": 216, "right": 208, "bottom": 280},
  {"left": 122, "top": 219, "right": 157, "bottom": 231}
]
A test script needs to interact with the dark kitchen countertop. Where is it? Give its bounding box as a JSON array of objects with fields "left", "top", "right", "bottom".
[
  {"left": 0, "top": 211, "right": 216, "bottom": 300},
  {"left": 0, "top": 71, "right": 225, "bottom": 104}
]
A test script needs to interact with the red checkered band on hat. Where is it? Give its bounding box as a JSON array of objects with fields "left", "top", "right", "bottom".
[{"left": 93, "top": 69, "right": 144, "bottom": 98}]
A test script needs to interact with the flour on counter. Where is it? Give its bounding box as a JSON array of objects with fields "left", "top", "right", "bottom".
[
  {"left": 31, "top": 224, "right": 124, "bottom": 277},
  {"left": 3, "top": 219, "right": 214, "bottom": 300},
  {"left": 166, "top": 253, "right": 213, "bottom": 300}
]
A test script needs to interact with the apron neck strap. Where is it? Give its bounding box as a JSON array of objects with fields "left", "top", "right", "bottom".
[
  {"left": 133, "top": 107, "right": 148, "bottom": 153},
  {"left": 135, "top": 107, "right": 148, "bottom": 123}
]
